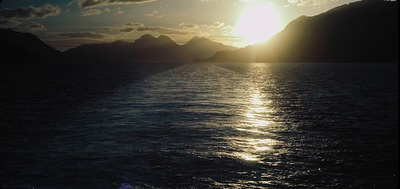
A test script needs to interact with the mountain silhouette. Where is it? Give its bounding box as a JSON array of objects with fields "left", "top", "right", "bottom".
[
  {"left": 132, "top": 34, "right": 178, "bottom": 49},
  {"left": 62, "top": 39, "right": 135, "bottom": 63},
  {"left": 64, "top": 34, "right": 236, "bottom": 63},
  {"left": 199, "top": 1, "right": 398, "bottom": 63},
  {"left": 0, "top": 29, "right": 61, "bottom": 64},
  {"left": 181, "top": 36, "right": 237, "bottom": 62},
  {"left": 130, "top": 35, "right": 182, "bottom": 62}
]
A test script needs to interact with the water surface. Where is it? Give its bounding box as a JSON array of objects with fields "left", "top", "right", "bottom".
[{"left": 0, "top": 63, "right": 398, "bottom": 188}]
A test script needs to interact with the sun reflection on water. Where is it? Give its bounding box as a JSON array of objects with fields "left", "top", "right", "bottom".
[
  {"left": 229, "top": 64, "right": 282, "bottom": 162},
  {"left": 230, "top": 136, "right": 278, "bottom": 162},
  {"left": 234, "top": 152, "right": 260, "bottom": 161}
]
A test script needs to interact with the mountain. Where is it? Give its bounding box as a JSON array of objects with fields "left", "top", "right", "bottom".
[
  {"left": 130, "top": 34, "right": 182, "bottom": 62},
  {"left": 0, "top": 29, "right": 61, "bottom": 63},
  {"left": 181, "top": 36, "right": 237, "bottom": 61},
  {"left": 132, "top": 34, "right": 178, "bottom": 49},
  {"left": 63, "top": 35, "right": 236, "bottom": 63},
  {"left": 62, "top": 40, "right": 136, "bottom": 63},
  {"left": 200, "top": 1, "right": 398, "bottom": 63}
]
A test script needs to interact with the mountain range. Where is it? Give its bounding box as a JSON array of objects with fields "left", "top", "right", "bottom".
[
  {"left": 0, "top": 29, "right": 236, "bottom": 64},
  {"left": 198, "top": 0, "right": 398, "bottom": 63},
  {"left": 1, "top": 0, "right": 398, "bottom": 64},
  {"left": 63, "top": 34, "right": 237, "bottom": 63}
]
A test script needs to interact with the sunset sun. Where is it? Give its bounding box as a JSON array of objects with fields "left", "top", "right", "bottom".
[{"left": 235, "top": 2, "right": 281, "bottom": 45}]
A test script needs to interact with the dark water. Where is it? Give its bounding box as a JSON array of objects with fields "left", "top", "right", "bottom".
[{"left": 0, "top": 63, "right": 398, "bottom": 188}]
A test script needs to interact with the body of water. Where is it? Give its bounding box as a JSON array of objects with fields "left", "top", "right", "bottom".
[{"left": 0, "top": 63, "right": 398, "bottom": 188}]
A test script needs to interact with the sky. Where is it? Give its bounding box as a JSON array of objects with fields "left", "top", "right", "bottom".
[{"left": 0, "top": 0, "right": 363, "bottom": 51}]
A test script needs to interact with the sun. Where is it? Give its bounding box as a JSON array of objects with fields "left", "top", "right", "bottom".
[{"left": 235, "top": 2, "right": 281, "bottom": 45}]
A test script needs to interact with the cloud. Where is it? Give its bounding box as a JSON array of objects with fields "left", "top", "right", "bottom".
[
  {"left": 120, "top": 27, "right": 135, "bottom": 32},
  {"left": 144, "top": 10, "right": 163, "bottom": 18},
  {"left": 60, "top": 32, "right": 105, "bottom": 39},
  {"left": 179, "top": 22, "right": 199, "bottom": 29},
  {"left": 26, "top": 21, "right": 47, "bottom": 31},
  {"left": 81, "top": 8, "right": 111, "bottom": 16},
  {"left": 102, "top": 22, "right": 144, "bottom": 32},
  {"left": 118, "top": 22, "right": 145, "bottom": 32},
  {"left": 0, "top": 19, "right": 21, "bottom": 29},
  {"left": 287, "top": 0, "right": 336, "bottom": 6},
  {"left": 125, "top": 22, "right": 145, "bottom": 27},
  {"left": 180, "top": 21, "right": 227, "bottom": 30},
  {"left": 0, "top": 4, "right": 61, "bottom": 20},
  {"left": 0, "top": 19, "right": 47, "bottom": 31},
  {"left": 82, "top": 9, "right": 102, "bottom": 16},
  {"left": 67, "top": 0, "right": 78, "bottom": 6},
  {"left": 79, "top": 0, "right": 157, "bottom": 9},
  {"left": 211, "top": 21, "right": 225, "bottom": 28}
]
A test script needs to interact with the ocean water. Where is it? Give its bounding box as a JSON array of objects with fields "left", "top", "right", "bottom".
[{"left": 0, "top": 63, "right": 398, "bottom": 188}]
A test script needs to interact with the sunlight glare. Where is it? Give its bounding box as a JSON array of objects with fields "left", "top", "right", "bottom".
[
  {"left": 235, "top": 2, "right": 281, "bottom": 45},
  {"left": 235, "top": 152, "right": 260, "bottom": 161}
]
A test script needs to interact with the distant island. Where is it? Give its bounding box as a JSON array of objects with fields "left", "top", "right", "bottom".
[
  {"left": 198, "top": 0, "right": 398, "bottom": 63},
  {"left": 1, "top": 0, "right": 398, "bottom": 64}
]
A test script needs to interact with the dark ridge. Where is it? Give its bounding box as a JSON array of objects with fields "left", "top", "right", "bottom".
[
  {"left": 0, "top": 29, "right": 61, "bottom": 64},
  {"left": 200, "top": 1, "right": 398, "bottom": 63}
]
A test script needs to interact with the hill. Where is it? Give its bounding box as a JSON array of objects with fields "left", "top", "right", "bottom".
[
  {"left": 199, "top": 1, "right": 398, "bottom": 63},
  {"left": 0, "top": 29, "right": 61, "bottom": 63}
]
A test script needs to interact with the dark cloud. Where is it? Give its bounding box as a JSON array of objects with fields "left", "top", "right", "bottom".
[
  {"left": 0, "top": 19, "right": 46, "bottom": 31},
  {"left": 0, "top": 4, "right": 60, "bottom": 20},
  {"left": 80, "top": 0, "right": 104, "bottom": 8},
  {"left": 120, "top": 27, "right": 135, "bottom": 32},
  {"left": 80, "top": 0, "right": 157, "bottom": 9},
  {"left": 60, "top": 32, "right": 105, "bottom": 39},
  {"left": 0, "top": 18, "right": 21, "bottom": 29},
  {"left": 27, "top": 21, "right": 46, "bottom": 31}
]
